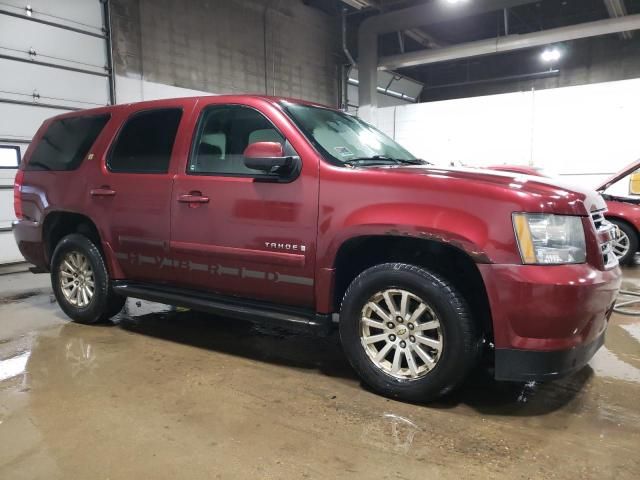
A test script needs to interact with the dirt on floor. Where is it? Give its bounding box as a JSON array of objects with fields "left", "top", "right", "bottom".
[{"left": 0, "top": 270, "right": 639, "bottom": 479}]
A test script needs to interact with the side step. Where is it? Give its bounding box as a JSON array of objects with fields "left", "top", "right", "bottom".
[{"left": 112, "top": 281, "right": 333, "bottom": 336}]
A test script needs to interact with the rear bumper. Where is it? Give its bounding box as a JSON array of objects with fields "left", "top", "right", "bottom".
[
  {"left": 12, "top": 219, "right": 47, "bottom": 269},
  {"left": 494, "top": 328, "right": 606, "bottom": 381}
]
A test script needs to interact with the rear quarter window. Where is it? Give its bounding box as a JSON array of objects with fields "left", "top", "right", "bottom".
[{"left": 26, "top": 115, "right": 110, "bottom": 171}]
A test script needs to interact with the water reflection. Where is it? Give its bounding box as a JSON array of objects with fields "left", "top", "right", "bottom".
[
  {"left": 590, "top": 346, "right": 640, "bottom": 384},
  {"left": 361, "top": 413, "right": 421, "bottom": 454},
  {"left": 0, "top": 351, "right": 31, "bottom": 382}
]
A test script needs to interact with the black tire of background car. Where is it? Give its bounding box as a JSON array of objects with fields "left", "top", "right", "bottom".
[
  {"left": 50, "top": 234, "right": 126, "bottom": 324},
  {"left": 339, "top": 263, "right": 480, "bottom": 403}
]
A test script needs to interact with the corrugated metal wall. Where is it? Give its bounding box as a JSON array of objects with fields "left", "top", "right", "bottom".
[{"left": 0, "top": 0, "right": 112, "bottom": 264}]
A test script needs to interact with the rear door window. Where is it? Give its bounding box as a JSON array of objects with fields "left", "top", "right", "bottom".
[
  {"left": 108, "top": 108, "right": 182, "bottom": 174},
  {"left": 26, "top": 115, "right": 110, "bottom": 171}
]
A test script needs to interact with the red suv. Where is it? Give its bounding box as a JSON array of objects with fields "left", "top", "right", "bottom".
[{"left": 13, "top": 96, "right": 621, "bottom": 402}]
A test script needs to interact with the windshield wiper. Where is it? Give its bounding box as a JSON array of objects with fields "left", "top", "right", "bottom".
[
  {"left": 343, "top": 155, "right": 399, "bottom": 166},
  {"left": 394, "top": 158, "right": 431, "bottom": 165},
  {"left": 344, "top": 156, "right": 432, "bottom": 167}
]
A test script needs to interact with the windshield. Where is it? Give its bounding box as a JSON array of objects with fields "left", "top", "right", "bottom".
[{"left": 282, "top": 102, "right": 418, "bottom": 166}]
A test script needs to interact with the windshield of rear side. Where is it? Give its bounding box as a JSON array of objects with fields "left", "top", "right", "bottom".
[{"left": 281, "top": 102, "right": 417, "bottom": 166}]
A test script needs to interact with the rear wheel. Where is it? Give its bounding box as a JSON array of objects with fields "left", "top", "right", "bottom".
[
  {"left": 51, "top": 234, "right": 125, "bottom": 324},
  {"left": 610, "top": 219, "right": 638, "bottom": 265},
  {"left": 339, "top": 263, "right": 480, "bottom": 403}
]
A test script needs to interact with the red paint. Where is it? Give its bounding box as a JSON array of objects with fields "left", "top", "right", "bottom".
[
  {"left": 13, "top": 96, "right": 620, "bottom": 369},
  {"left": 243, "top": 141, "right": 284, "bottom": 159},
  {"left": 602, "top": 199, "right": 640, "bottom": 232}
]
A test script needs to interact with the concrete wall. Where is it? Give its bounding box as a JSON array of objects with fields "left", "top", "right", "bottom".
[
  {"left": 378, "top": 77, "right": 640, "bottom": 194},
  {"left": 110, "top": 0, "right": 341, "bottom": 105}
]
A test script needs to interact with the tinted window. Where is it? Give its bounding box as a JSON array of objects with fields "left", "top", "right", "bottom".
[
  {"left": 108, "top": 108, "right": 182, "bottom": 173},
  {"left": 26, "top": 115, "right": 109, "bottom": 171},
  {"left": 189, "top": 105, "right": 285, "bottom": 175}
]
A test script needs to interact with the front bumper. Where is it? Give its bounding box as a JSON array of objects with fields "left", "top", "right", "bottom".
[
  {"left": 479, "top": 263, "right": 620, "bottom": 381},
  {"left": 494, "top": 327, "right": 607, "bottom": 381}
]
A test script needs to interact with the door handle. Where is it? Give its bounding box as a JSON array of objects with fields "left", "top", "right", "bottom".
[
  {"left": 178, "top": 192, "right": 210, "bottom": 204},
  {"left": 90, "top": 187, "right": 116, "bottom": 197}
]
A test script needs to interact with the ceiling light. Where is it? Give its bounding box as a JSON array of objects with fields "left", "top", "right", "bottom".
[
  {"left": 541, "top": 47, "right": 562, "bottom": 63},
  {"left": 445, "top": 0, "right": 470, "bottom": 4}
]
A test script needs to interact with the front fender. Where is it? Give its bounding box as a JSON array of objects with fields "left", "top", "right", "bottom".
[{"left": 318, "top": 202, "right": 511, "bottom": 269}]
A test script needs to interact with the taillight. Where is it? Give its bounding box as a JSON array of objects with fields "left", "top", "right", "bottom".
[{"left": 14, "top": 169, "right": 24, "bottom": 220}]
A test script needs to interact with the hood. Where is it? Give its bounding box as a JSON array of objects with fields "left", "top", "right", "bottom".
[
  {"left": 596, "top": 158, "right": 640, "bottom": 192},
  {"left": 370, "top": 164, "right": 607, "bottom": 215}
]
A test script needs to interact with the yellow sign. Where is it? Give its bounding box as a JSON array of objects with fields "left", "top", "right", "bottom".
[{"left": 630, "top": 171, "right": 640, "bottom": 195}]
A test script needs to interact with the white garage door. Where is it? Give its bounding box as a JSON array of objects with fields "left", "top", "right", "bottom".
[{"left": 0, "top": 0, "right": 114, "bottom": 265}]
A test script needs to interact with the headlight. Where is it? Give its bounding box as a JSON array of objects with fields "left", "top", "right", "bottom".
[{"left": 513, "top": 213, "right": 586, "bottom": 264}]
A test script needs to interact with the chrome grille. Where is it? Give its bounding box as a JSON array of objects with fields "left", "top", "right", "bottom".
[{"left": 590, "top": 209, "right": 617, "bottom": 269}]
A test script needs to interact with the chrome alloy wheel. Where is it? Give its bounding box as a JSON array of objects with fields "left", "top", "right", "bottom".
[
  {"left": 59, "top": 251, "right": 95, "bottom": 308},
  {"left": 612, "top": 226, "right": 631, "bottom": 260},
  {"left": 360, "top": 289, "right": 443, "bottom": 380}
]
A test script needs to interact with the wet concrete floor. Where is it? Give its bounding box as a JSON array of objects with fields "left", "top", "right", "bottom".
[{"left": 0, "top": 270, "right": 639, "bottom": 479}]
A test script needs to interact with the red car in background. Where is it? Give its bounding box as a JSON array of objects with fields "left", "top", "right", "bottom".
[{"left": 489, "top": 161, "right": 640, "bottom": 265}]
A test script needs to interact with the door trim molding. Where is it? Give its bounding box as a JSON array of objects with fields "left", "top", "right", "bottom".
[{"left": 170, "top": 241, "right": 306, "bottom": 268}]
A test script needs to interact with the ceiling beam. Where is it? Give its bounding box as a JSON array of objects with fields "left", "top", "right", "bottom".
[
  {"left": 380, "top": 13, "right": 640, "bottom": 70},
  {"left": 357, "top": 0, "right": 536, "bottom": 121}
]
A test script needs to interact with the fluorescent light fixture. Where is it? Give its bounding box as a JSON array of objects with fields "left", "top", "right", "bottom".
[
  {"left": 541, "top": 47, "right": 562, "bottom": 63},
  {"left": 445, "top": 0, "right": 470, "bottom": 4}
]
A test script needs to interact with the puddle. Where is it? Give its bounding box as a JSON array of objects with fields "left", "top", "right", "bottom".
[
  {"left": 590, "top": 346, "right": 640, "bottom": 383},
  {"left": 0, "top": 351, "right": 31, "bottom": 382},
  {"left": 620, "top": 323, "right": 640, "bottom": 343}
]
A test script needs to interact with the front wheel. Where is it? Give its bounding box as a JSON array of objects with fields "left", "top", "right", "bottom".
[
  {"left": 51, "top": 233, "right": 126, "bottom": 324},
  {"left": 339, "top": 263, "right": 480, "bottom": 403}
]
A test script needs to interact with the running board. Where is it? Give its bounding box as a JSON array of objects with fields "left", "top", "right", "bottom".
[{"left": 112, "top": 281, "right": 333, "bottom": 335}]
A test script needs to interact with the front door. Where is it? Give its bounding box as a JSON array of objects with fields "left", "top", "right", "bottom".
[{"left": 170, "top": 102, "right": 319, "bottom": 307}]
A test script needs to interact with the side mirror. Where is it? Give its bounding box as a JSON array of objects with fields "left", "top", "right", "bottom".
[{"left": 243, "top": 142, "right": 300, "bottom": 180}]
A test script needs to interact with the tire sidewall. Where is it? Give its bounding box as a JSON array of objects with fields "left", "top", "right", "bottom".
[
  {"left": 340, "top": 264, "right": 476, "bottom": 402},
  {"left": 51, "top": 234, "right": 111, "bottom": 324}
]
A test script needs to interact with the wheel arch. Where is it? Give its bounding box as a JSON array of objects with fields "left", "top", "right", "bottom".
[
  {"left": 42, "top": 211, "right": 106, "bottom": 269},
  {"left": 331, "top": 234, "right": 494, "bottom": 343}
]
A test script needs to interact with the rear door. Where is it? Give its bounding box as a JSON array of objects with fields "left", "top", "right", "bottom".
[
  {"left": 86, "top": 101, "right": 194, "bottom": 283},
  {"left": 170, "top": 100, "right": 319, "bottom": 307}
]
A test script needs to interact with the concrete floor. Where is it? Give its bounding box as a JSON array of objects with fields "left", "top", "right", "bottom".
[{"left": 0, "top": 270, "right": 639, "bottom": 479}]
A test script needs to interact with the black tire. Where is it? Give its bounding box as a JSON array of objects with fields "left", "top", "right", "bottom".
[
  {"left": 50, "top": 233, "right": 126, "bottom": 324},
  {"left": 339, "top": 263, "right": 480, "bottom": 403},
  {"left": 610, "top": 219, "right": 638, "bottom": 266}
]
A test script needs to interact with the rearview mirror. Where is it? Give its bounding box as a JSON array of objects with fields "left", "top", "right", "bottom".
[{"left": 243, "top": 142, "right": 300, "bottom": 181}]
